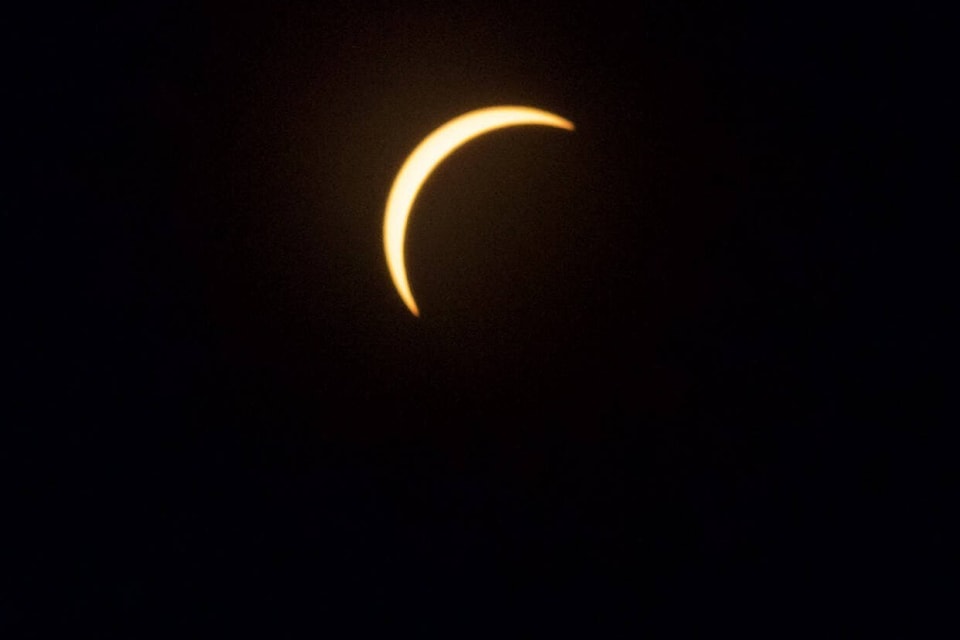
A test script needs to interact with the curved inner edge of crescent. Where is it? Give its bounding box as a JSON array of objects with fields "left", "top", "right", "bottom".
[{"left": 383, "top": 106, "right": 574, "bottom": 317}]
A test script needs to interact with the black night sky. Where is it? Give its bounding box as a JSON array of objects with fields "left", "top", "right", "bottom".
[{"left": 7, "top": 1, "right": 942, "bottom": 635}]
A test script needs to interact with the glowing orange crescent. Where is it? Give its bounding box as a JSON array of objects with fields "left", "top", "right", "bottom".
[{"left": 383, "top": 106, "right": 575, "bottom": 317}]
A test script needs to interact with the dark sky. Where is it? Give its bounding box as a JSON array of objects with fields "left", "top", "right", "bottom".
[{"left": 7, "top": 1, "right": 940, "bottom": 635}]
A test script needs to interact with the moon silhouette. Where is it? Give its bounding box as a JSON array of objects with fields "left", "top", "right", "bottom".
[{"left": 383, "top": 106, "right": 575, "bottom": 317}]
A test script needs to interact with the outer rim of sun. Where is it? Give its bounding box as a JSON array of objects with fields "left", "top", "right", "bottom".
[{"left": 383, "top": 105, "right": 575, "bottom": 317}]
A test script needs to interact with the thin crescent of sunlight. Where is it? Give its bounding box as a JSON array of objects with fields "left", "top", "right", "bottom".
[{"left": 383, "top": 106, "right": 574, "bottom": 317}]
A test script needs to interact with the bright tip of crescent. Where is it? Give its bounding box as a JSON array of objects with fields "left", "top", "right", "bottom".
[{"left": 383, "top": 106, "right": 575, "bottom": 318}]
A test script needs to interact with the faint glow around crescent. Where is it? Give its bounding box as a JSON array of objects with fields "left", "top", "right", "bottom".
[{"left": 384, "top": 106, "right": 574, "bottom": 317}]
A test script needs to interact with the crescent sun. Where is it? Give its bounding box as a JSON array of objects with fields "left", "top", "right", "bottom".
[{"left": 383, "top": 105, "right": 575, "bottom": 317}]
